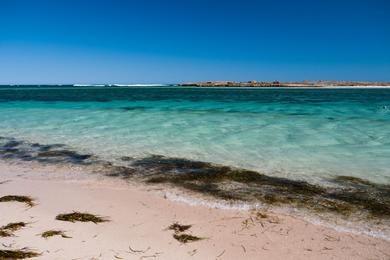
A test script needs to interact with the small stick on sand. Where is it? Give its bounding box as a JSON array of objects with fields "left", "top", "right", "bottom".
[{"left": 216, "top": 249, "right": 226, "bottom": 258}]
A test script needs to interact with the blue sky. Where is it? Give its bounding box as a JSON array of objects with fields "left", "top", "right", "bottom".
[{"left": 0, "top": 0, "right": 389, "bottom": 84}]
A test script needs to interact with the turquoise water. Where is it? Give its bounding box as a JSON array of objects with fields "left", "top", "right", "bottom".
[{"left": 1, "top": 86, "right": 390, "bottom": 185}]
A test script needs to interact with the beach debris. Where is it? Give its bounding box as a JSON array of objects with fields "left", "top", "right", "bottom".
[
  {"left": 0, "top": 249, "right": 40, "bottom": 259},
  {"left": 187, "top": 249, "right": 197, "bottom": 256},
  {"left": 1, "top": 243, "right": 14, "bottom": 248},
  {"left": 0, "top": 222, "right": 27, "bottom": 237},
  {"left": 55, "top": 212, "right": 109, "bottom": 224},
  {"left": 323, "top": 234, "right": 340, "bottom": 242},
  {"left": 0, "top": 195, "right": 35, "bottom": 207},
  {"left": 127, "top": 245, "right": 162, "bottom": 259},
  {"left": 241, "top": 210, "right": 280, "bottom": 231},
  {"left": 127, "top": 245, "right": 151, "bottom": 254},
  {"left": 40, "top": 230, "right": 71, "bottom": 239},
  {"left": 140, "top": 252, "right": 163, "bottom": 259},
  {"left": 167, "top": 222, "right": 192, "bottom": 233},
  {"left": 216, "top": 249, "right": 226, "bottom": 258}
]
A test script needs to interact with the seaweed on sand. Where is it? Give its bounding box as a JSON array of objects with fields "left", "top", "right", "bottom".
[
  {"left": 55, "top": 212, "right": 109, "bottom": 224},
  {"left": 41, "top": 230, "right": 71, "bottom": 239},
  {"left": 0, "top": 230, "right": 11, "bottom": 237},
  {"left": 168, "top": 222, "right": 192, "bottom": 233},
  {"left": 0, "top": 249, "right": 40, "bottom": 259},
  {"left": 1, "top": 222, "right": 27, "bottom": 231},
  {"left": 0, "top": 195, "right": 35, "bottom": 207},
  {"left": 173, "top": 233, "right": 203, "bottom": 243},
  {"left": 167, "top": 221, "right": 204, "bottom": 244},
  {"left": 0, "top": 222, "right": 27, "bottom": 237}
]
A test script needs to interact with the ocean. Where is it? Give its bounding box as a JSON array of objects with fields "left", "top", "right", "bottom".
[
  {"left": 1, "top": 86, "right": 389, "bottom": 183},
  {"left": 1, "top": 85, "right": 389, "bottom": 237}
]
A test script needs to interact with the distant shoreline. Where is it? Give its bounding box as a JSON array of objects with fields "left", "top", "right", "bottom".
[
  {"left": 178, "top": 85, "right": 390, "bottom": 89},
  {"left": 178, "top": 81, "right": 390, "bottom": 88}
]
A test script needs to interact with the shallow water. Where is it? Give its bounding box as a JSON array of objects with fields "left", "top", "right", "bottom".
[{"left": 1, "top": 86, "right": 390, "bottom": 185}]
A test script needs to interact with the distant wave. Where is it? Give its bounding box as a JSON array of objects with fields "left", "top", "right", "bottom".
[
  {"left": 73, "top": 84, "right": 106, "bottom": 87},
  {"left": 72, "top": 84, "right": 169, "bottom": 87},
  {"left": 110, "top": 84, "right": 169, "bottom": 87}
]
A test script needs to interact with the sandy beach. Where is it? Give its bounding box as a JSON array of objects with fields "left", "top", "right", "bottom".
[{"left": 0, "top": 161, "right": 389, "bottom": 260}]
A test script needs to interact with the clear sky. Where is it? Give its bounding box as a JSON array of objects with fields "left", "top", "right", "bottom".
[{"left": 0, "top": 0, "right": 389, "bottom": 84}]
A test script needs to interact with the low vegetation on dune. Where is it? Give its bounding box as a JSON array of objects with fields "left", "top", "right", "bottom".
[
  {"left": 41, "top": 230, "right": 71, "bottom": 239},
  {"left": 55, "top": 212, "right": 109, "bottom": 224},
  {"left": 0, "top": 195, "right": 35, "bottom": 207},
  {"left": 0, "top": 249, "right": 40, "bottom": 259}
]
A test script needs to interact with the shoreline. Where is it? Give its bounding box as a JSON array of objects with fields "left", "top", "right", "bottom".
[
  {"left": 178, "top": 81, "right": 390, "bottom": 88},
  {"left": 2, "top": 84, "right": 390, "bottom": 89},
  {"left": 1, "top": 160, "right": 389, "bottom": 259},
  {"left": 1, "top": 135, "right": 390, "bottom": 241}
]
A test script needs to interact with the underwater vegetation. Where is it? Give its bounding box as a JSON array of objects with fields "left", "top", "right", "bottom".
[
  {"left": 137, "top": 156, "right": 390, "bottom": 220},
  {"left": 0, "top": 137, "right": 92, "bottom": 165}
]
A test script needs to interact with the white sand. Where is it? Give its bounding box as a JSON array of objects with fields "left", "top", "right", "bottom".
[{"left": 0, "top": 161, "right": 389, "bottom": 260}]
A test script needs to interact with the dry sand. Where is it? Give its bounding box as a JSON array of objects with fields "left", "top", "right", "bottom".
[{"left": 0, "top": 161, "right": 389, "bottom": 260}]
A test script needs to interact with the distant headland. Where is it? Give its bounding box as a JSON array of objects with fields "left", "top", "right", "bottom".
[{"left": 179, "top": 80, "right": 390, "bottom": 88}]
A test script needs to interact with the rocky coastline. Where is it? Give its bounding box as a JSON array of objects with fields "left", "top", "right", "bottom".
[{"left": 179, "top": 80, "right": 390, "bottom": 88}]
